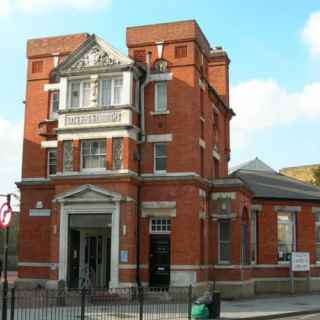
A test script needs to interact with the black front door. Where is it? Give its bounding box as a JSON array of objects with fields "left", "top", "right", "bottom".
[
  {"left": 68, "top": 229, "right": 80, "bottom": 288},
  {"left": 149, "top": 235, "right": 170, "bottom": 287}
]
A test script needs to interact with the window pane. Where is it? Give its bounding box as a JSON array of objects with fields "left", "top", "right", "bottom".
[
  {"left": 220, "top": 243, "right": 230, "bottom": 262},
  {"left": 63, "top": 141, "right": 73, "bottom": 172},
  {"left": 100, "top": 79, "right": 112, "bottom": 106},
  {"left": 220, "top": 221, "right": 230, "bottom": 241},
  {"left": 316, "top": 244, "right": 320, "bottom": 261},
  {"left": 82, "top": 82, "right": 91, "bottom": 107},
  {"left": 82, "top": 140, "right": 106, "bottom": 169},
  {"left": 52, "top": 92, "right": 59, "bottom": 113},
  {"left": 316, "top": 226, "right": 320, "bottom": 242},
  {"left": 155, "top": 158, "right": 166, "bottom": 172},
  {"left": 113, "top": 78, "right": 123, "bottom": 105},
  {"left": 70, "top": 82, "right": 80, "bottom": 108},
  {"left": 156, "top": 82, "right": 167, "bottom": 111},
  {"left": 48, "top": 150, "right": 57, "bottom": 175},
  {"left": 155, "top": 144, "right": 166, "bottom": 157}
]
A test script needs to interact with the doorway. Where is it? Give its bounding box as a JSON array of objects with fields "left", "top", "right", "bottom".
[{"left": 149, "top": 235, "right": 171, "bottom": 288}]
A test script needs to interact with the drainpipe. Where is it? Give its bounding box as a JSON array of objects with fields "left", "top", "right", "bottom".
[{"left": 136, "top": 51, "right": 152, "bottom": 287}]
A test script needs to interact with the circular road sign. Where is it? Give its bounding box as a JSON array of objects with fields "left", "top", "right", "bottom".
[{"left": 0, "top": 202, "right": 12, "bottom": 228}]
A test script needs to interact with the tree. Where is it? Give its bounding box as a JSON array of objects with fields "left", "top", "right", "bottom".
[{"left": 311, "top": 166, "right": 320, "bottom": 186}]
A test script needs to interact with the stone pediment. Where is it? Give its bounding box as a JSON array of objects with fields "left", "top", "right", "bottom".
[
  {"left": 55, "top": 34, "right": 134, "bottom": 74},
  {"left": 54, "top": 184, "right": 128, "bottom": 203}
]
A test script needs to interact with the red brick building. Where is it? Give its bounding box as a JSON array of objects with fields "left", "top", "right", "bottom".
[{"left": 17, "top": 20, "right": 320, "bottom": 297}]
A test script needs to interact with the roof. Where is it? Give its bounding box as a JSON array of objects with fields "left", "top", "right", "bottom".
[
  {"left": 231, "top": 169, "right": 320, "bottom": 201},
  {"left": 229, "top": 157, "right": 276, "bottom": 174}
]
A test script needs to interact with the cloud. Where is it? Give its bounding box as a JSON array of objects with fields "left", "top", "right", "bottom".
[
  {"left": 301, "top": 11, "right": 320, "bottom": 57},
  {"left": 230, "top": 79, "right": 320, "bottom": 151},
  {"left": 0, "top": 0, "right": 11, "bottom": 15},
  {"left": 0, "top": 118, "right": 22, "bottom": 196},
  {"left": 0, "top": 0, "right": 111, "bottom": 15}
]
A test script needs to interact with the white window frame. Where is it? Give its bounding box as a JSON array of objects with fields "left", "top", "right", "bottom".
[
  {"left": 63, "top": 140, "right": 73, "bottom": 172},
  {"left": 154, "top": 82, "right": 167, "bottom": 112},
  {"left": 218, "top": 220, "right": 231, "bottom": 264},
  {"left": 154, "top": 143, "right": 167, "bottom": 174},
  {"left": 47, "top": 149, "right": 57, "bottom": 176},
  {"left": 50, "top": 91, "right": 59, "bottom": 119},
  {"left": 316, "top": 213, "right": 320, "bottom": 263},
  {"left": 277, "top": 212, "right": 296, "bottom": 263},
  {"left": 68, "top": 79, "right": 91, "bottom": 109},
  {"left": 80, "top": 139, "right": 106, "bottom": 172},
  {"left": 99, "top": 77, "right": 123, "bottom": 107},
  {"left": 149, "top": 217, "right": 171, "bottom": 234}
]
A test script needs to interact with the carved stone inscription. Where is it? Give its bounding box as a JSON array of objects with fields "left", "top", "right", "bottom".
[{"left": 64, "top": 110, "right": 123, "bottom": 127}]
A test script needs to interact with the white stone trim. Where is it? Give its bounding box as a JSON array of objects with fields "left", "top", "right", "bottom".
[
  {"left": 198, "top": 78, "right": 206, "bottom": 90},
  {"left": 44, "top": 83, "right": 60, "bottom": 92},
  {"left": 119, "top": 264, "right": 148, "bottom": 269},
  {"left": 212, "top": 192, "right": 236, "bottom": 200},
  {"left": 141, "top": 172, "right": 199, "bottom": 178},
  {"left": 252, "top": 204, "right": 262, "bottom": 211},
  {"left": 212, "top": 150, "right": 220, "bottom": 160},
  {"left": 147, "top": 134, "right": 172, "bottom": 143},
  {"left": 312, "top": 207, "right": 320, "bottom": 214},
  {"left": 156, "top": 41, "right": 164, "bottom": 59},
  {"left": 122, "top": 71, "right": 133, "bottom": 106},
  {"left": 141, "top": 201, "right": 176, "bottom": 217},
  {"left": 58, "top": 128, "right": 138, "bottom": 141},
  {"left": 149, "top": 73, "right": 173, "bottom": 81},
  {"left": 274, "top": 206, "right": 301, "bottom": 212},
  {"left": 18, "top": 262, "right": 58, "bottom": 268},
  {"left": 150, "top": 110, "right": 170, "bottom": 116},
  {"left": 199, "top": 138, "right": 206, "bottom": 148},
  {"left": 199, "top": 189, "right": 206, "bottom": 197},
  {"left": 29, "top": 209, "right": 51, "bottom": 217},
  {"left": 59, "top": 78, "right": 67, "bottom": 110},
  {"left": 41, "top": 140, "right": 58, "bottom": 149},
  {"left": 20, "top": 177, "right": 48, "bottom": 182},
  {"left": 59, "top": 195, "right": 120, "bottom": 288}
]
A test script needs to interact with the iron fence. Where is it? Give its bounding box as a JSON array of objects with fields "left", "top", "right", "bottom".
[{"left": 1, "top": 286, "right": 193, "bottom": 320}]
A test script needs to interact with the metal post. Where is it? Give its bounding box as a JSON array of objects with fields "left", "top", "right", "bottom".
[
  {"left": 139, "top": 286, "right": 143, "bottom": 320},
  {"left": 188, "top": 285, "right": 192, "bottom": 320},
  {"left": 80, "top": 288, "right": 86, "bottom": 320},
  {"left": 2, "top": 194, "right": 11, "bottom": 320},
  {"left": 10, "top": 287, "right": 15, "bottom": 320}
]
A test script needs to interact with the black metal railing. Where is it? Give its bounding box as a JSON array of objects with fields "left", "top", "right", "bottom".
[{"left": 1, "top": 286, "right": 193, "bottom": 320}]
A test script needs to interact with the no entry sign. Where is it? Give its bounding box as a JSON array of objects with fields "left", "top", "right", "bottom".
[{"left": 0, "top": 202, "right": 12, "bottom": 228}]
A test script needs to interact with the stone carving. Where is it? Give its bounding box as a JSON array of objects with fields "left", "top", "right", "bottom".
[{"left": 70, "top": 45, "right": 121, "bottom": 71}]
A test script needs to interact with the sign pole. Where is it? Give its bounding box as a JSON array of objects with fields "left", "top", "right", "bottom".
[{"left": 1, "top": 193, "right": 11, "bottom": 320}]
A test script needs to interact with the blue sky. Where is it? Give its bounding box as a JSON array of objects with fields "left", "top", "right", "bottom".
[{"left": 0, "top": 0, "right": 320, "bottom": 194}]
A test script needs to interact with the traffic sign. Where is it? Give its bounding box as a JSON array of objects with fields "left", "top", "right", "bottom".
[
  {"left": 291, "top": 252, "right": 310, "bottom": 272},
  {"left": 0, "top": 202, "right": 12, "bottom": 228}
]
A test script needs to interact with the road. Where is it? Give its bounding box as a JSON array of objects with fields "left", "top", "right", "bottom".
[{"left": 281, "top": 313, "right": 320, "bottom": 319}]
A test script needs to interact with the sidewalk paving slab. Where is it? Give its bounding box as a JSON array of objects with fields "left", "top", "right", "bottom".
[{"left": 220, "top": 294, "right": 320, "bottom": 319}]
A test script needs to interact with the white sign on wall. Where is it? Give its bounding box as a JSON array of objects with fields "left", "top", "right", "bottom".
[
  {"left": 291, "top": 252, "right": 310, "bottom": 272},
  {"left": 59, "top": 109, "right": 132, "bottom": 129}
]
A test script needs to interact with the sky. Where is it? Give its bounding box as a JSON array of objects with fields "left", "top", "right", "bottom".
[{"left": 0, "top": 0, "right": 320, "bottom": 195}]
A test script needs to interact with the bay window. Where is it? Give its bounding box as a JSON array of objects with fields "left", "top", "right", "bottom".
[
  {"left": 278, "top": 212, "right": 295, "bottom": 262},
  {"left": 50, "top": 91, "right": 59, "bottom": 118},
  {"left": 81, "top": 140, "right": 106, "bottom": 170}
]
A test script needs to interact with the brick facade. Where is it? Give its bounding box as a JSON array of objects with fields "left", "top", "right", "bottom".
[{"left": 17, "top": 20, "right": 320, "bottom": 297}]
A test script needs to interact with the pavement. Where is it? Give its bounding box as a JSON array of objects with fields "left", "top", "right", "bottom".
[{"left": 221, "top": 294, "right": 320, "bottom": 319}]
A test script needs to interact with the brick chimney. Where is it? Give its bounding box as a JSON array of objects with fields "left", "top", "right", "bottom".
[{"left": 208, "top": 47, "right": 230, "bottom": 106}]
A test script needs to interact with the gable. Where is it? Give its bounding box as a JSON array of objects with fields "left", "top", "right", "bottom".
[
  {"left": 56, "top": 34, "right": 134, "bottom": 75},
  {"left": 54, "top": 184, "right": 127, "bottom": 203}
]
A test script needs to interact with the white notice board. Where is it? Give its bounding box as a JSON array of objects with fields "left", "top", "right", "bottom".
[{"left": 291, "top": 252, "right": 310, "bottom": 272}]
